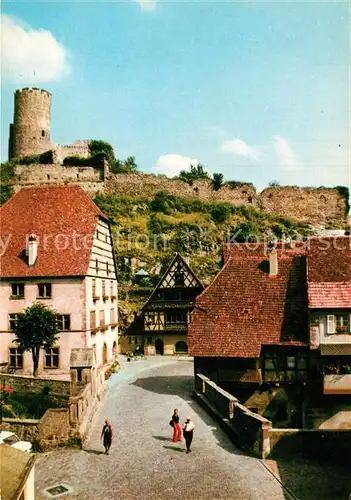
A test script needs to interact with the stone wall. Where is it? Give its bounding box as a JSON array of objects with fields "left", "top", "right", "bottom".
[
  {"left": 37, "top": 408, "right": 70, "bottom": 449},
  {"left": 105, "top": 173, "right": 257, "bottom": 206},
  {"left": 9, "top": 164, "right": 349, "bottom": 227},
  {"left": 12, "top": 163, "right": 105, "bottom": 196},
  {"left": 0, "top": 373, "right": 70, "bottom": 395},
  {"left": 260, "top": 186, "right": 347, "bottom": 228},
  {"left": 268, "top": 428, "right": 351, "bottom": 462},
  {"left": 195, "top": 374, "right": 271, "bottom": 458}
]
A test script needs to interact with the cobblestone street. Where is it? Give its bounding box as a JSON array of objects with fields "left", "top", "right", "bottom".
[{"left": 35, "top": 358, "right": 290, "bottom": 500}]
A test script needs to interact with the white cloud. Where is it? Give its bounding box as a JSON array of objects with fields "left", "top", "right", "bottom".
[
  {"left": 272, "top": 135, "right": 302, "bottom": 171},
  {"left": 1, "top": 14, "right": 70, "bottom": 83},
  {"left": 220, "top": 138, "right": 260, "bottom": 161},
  {"left": 135, "top": 0, "right": 158, "bottom": 12},
  {"left": 153, "top": 154, "right": 199, "bottom": 177}
]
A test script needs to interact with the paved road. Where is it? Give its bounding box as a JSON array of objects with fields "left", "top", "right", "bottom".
[{"left": 35, "top": 358, "right": 289, "bottom": 500}]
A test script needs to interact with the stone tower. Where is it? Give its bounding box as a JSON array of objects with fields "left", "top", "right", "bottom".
[{"left": 9, "top": 88, "right": 52, "bottom": 160}]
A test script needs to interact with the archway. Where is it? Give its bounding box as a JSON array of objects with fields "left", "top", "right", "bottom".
[
  {"left": 112, "top": 341, "right": 117, "bottom": 357},
  {"left": 155, "top": 338, "right": 164, "bottom": 355},
  {"left": 102, "top": 343, "right": 108, "bottom": 364},
  {"left": 175, "top": 341, "right": 188, "bottom": 354}
]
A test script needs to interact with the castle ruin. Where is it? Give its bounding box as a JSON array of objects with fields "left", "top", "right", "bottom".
[
  {"left": 8, "top": 87, "right": 91, "bottom": 163},
  {"left": 5, "top": 88, "right": 349, "bottom": 229}
]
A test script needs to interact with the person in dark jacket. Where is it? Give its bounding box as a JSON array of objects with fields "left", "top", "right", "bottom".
[
  {"left": 171, "top": 408, "right": 182, "bottom": 442},
  {"left": 182, "top": 417, "right": 195, "bottom": 453},
  {"left": 101, "top": 419, "right": 113, "bottom": 455}
]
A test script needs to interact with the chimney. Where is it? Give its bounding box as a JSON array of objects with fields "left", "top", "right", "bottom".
[
  {"left": 27, "top": 234, "right": 38, "bottom": 266},
  {"left": 269, "top": 249, "right": 278, "bottom": 276}
]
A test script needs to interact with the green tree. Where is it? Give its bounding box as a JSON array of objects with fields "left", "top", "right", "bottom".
[
  {"left": 211, "top": 204, "right": 231, "bottom": 223},
  {"left": 212, "top": 173, "right": 224, "bottom": 191},
  {"left": 89, "top": 140, "right": 117, "bottom": 168},
  {"left": 179, "top": 163, "right": 210, "bottom": 183},
  {"left": 12, "top": 303, "right": 59, "bottom": 376}
]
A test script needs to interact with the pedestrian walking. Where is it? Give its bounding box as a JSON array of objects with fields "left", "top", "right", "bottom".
[
  {"left": 182, "top": 417, "right": 194, "bottom": 454},
  {"left": 170, "top": 408, "right": 182, "bottom": 442},
  {"left": 101, "top": 418, "right": 113, "bottom": 455}
]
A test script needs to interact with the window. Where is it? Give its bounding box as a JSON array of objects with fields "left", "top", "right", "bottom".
[
  {"left": 38, "top": 283, "right": 52, "bottom": 298},
  {"left": 110, "top": 281, "right": 114, "bottom": 296},
  {"left": 287, "top": 356, "right": 296, "bottom": 369},
  {"left": 166, "top": 311, "right": 187, "bottom": 325},
  {"left": 96, "top": 259, "right": 99, "bottom": 272},
  {"left": 102, "top": 280, "right": 106, "bottom": 297},
  {"left": 327, "top": 314, "right": 350, "bottom": 334},
  {"left": 9, "top": 313, "right": 23, "bottom": 331},
  {"left": 9, "top": 348, "right": 23, "bottom": 369},
  {"left": 41, "top": 130, "right": 45, "bottom": 137},
  {"left": 45, "top": 347, "right": 59, "bottom": 368},
  {"left": 146, "top": 312, "right": 157, "bottom": 325},
  {"left": 147, "top": 337, "right": 153, "bottom": 344},
  {"left": 11, "top": 283, "right": 24, "bottom": 298},
  {"left": 90, "top": 311, "right": 96, "bottom": 330},
  {"left": 56, "top": 315, "right": 71, "bottom": 331},
  {"left": 324, "top": 356, "right": 351, "bottom": 375},
  {"left": 100, "top": 310, "right": 105, "bottom": 327},
  {"left": 96, "top": 230, "right": 100, "bottom": 240},
  {"left": 110, "top": 308, "right": 115, "bottom": 324},
  {"left": 92, "top": 279, "right": 96, "bottom": 298},
  {"left": 174, "top": 272, "right": 184, "bottom": 287}
]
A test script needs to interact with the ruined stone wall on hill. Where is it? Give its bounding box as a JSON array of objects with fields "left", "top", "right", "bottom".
[
  {"left": 10, "top": 165, "right": 348, "bottom": 227},
  {"left": 260, "top": 186, "right": 347, "bottom": 228},
  {"left": 12, "top": 163, "right": 105, "bottom": 196},
  {"left": 105, "top": 173, "right": 258, "bottom": 206}
]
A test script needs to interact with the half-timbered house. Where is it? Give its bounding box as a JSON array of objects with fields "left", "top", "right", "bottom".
[{"left": 124, "top": 253, "right": 203, "bottom": 355}]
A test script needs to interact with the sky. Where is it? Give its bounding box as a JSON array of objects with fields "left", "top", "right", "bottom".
[{"left": 1, "top": 0, "right": 350, "bottom": 191}]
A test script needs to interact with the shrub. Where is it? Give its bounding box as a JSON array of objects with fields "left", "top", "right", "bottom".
[
  {"left": 0, "top": 184, "right": 13, "bottom": 205},
  {"left": 211, "top": 204, "right": 231, "bottom": 223},
  {"left": 212, "top": 173, "right": 224, "bottom": 191},
  {"left": 178, "top": 163, "right": 210, "bottom": 183},
  {"left": 0, "top": 161, "right": 15, "bottom": 182},
  {"left": 18, "top": 150, "right": 53, "bottom": 165}
]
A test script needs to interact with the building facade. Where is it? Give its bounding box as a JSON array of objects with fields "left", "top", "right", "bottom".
[
  {"left": 188, "top": 238, "right": 351, "bottom": 425},
  {"left": 123, "top": 253, "right": 203, "bottom": 355},
  {"left": 0, "top": 186, "right": 118, "bottom": 376}
]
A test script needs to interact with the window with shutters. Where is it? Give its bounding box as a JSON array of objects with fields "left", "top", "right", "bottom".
[
  {"left": 100, "top": 310, "right": 105, "bottom": 327},
  {"left": 327, "top": 314, "right": 350, "bottom": 334},
  {"left": 90, "top": 311, "right": 96, "bottom": 329}
]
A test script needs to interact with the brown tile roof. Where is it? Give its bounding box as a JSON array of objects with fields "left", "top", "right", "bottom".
[
  {"left": 188, "top": 243, "right": 309, "bottom": 358},
  {"left": 308, "top": 283, "right": 351, "bottom": 308},
  {"left": 307, "top": 236, "right": 351, "bottom": 282},
  {"left": 0, "top": 186, "right": 105, "bottom": 278},
  {"left": 307, "top": 236, "right": 351, "bottom": 308}
]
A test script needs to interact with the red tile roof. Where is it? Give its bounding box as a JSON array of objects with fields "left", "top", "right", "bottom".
[
  {"left": 0, "top": 186, "right": 105, "bottom": 278},
  {"left": 188, "top": 243, "right": 309, "bottom": 358},
  {"left": 307, "top": 236, "right": 351, "bottom": 308}
]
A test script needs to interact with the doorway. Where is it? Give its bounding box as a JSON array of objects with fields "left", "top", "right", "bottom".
[
  {"left": 155, "top": 338, "right": 164, "bottom": 355},
  {"left": 102, "top": 343, "right": 108, "bottom": 364}
]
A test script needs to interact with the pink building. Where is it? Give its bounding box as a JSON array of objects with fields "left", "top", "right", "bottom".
[{"left": 0, "top": 186, "right": 118, "bottom": 375}]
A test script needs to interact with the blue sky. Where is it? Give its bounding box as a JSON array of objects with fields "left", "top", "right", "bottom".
[{"left": 1, "top": 0, "right": 349, "bottom": 190}]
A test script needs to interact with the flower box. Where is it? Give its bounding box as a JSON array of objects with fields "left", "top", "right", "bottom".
[
  {"left": 110, "top": 322, "right": 118, "bottom": 328},
  {"left": 111, "top": 295, "right": 117, "bottom": 301},
  {"left": 100, "top": 325, "right": 108, "bottom": 332},
  {"left": 93, "top": 296, "right": 100, "bottom": 302},
  {"left": 335, "top": 325, "right": 349, "bottom": 334},
  {"left": 91, "top": 327, "right": 100, "bottom": 334},
  {"left": 103, "top": 295, "right": 109, "bottom": 301}
]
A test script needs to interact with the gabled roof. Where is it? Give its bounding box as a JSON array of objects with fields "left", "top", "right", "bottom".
[
  {"left": 0, "top": 186, "right": 106, "bottom": 278},
  {"left": 142, "top": 253, "right": 203, "bottom": 311},
  {"left": 307, "top": 236, "right": 351, "bottom": 308},
  {"left": 188, "top": 243, "right": 309, "bottom": 358}
]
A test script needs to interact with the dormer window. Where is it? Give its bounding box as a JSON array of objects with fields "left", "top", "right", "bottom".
[
  {"left": 11, "top": 283, "right": 24, "bottom": 299},
  {"left": 38, "top": 283, "right": 52, "bottom": 298}
]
